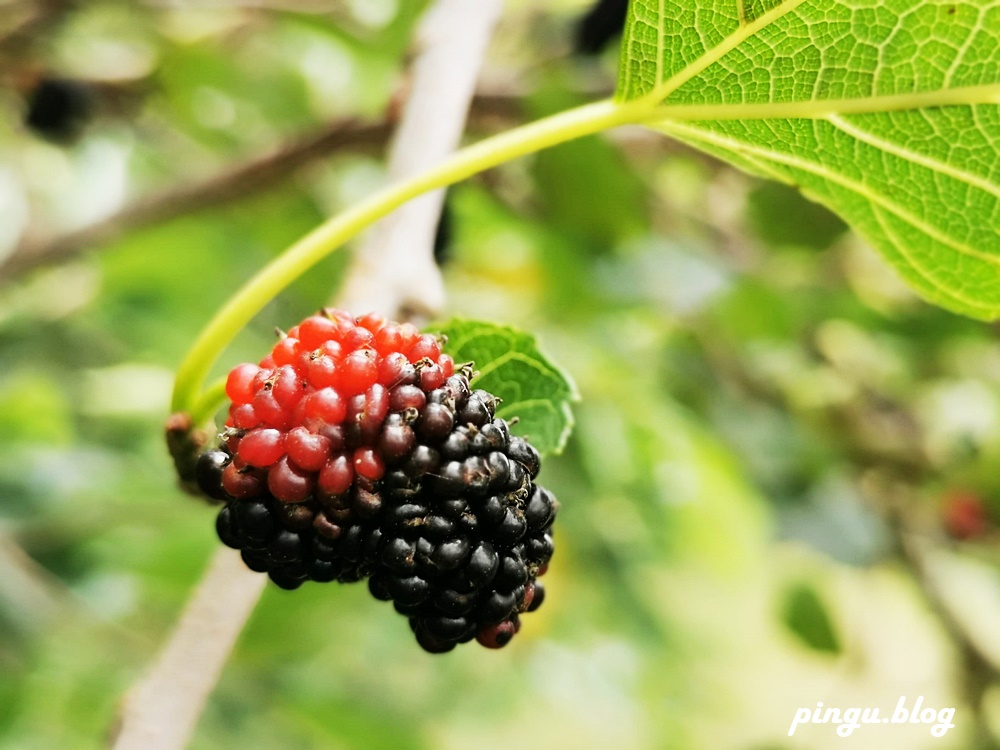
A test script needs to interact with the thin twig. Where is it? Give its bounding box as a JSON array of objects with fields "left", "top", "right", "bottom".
[
  {"left": 109, "top": 550, "right": 267, "bottom": 750},
  {"left": 109, "top": 2, "right": 498, "bottom": 747}
]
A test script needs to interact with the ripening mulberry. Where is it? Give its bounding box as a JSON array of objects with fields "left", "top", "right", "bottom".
[{"left": 194, "top": 309, "right": 558, "bottom": 653}]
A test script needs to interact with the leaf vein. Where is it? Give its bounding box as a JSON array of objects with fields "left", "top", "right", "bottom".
[
  {"left": 660, "top": 121, "right": 1000, "bottom": 268},
  {"left": 825, "top": 113, "right": 1000, "bottom": 201},
  {"left": 641, "top": 0, "right": 809, "bottom": 105}
]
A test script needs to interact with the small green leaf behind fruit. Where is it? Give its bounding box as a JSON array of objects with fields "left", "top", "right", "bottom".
[{"left": 434, "top": 320, "right": 577, "bottom": 457}]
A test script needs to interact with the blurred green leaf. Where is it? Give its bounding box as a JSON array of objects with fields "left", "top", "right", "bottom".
[
  {"left": 746, "top": 182, "right": 847, "bottom": 250},
  {"left": 781, "top": 581, "right": 841, "bottom": 654}
]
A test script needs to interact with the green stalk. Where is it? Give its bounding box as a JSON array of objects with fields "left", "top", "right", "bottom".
[{"left": 171, "top": 98, "right": 652, "bottom": 419}]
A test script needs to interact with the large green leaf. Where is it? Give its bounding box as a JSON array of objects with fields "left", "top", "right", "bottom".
[{"left": 617, "top": 0, "right": 1000, "bottom": 319}]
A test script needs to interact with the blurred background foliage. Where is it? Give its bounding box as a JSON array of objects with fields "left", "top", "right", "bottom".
[{"left": 1, "top": 1, "right": 1000, "bottom": 748}]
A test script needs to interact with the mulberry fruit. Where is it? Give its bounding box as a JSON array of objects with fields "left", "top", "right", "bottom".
[{"left": 194, "top": 309, "right": 557, "bottom": 652}]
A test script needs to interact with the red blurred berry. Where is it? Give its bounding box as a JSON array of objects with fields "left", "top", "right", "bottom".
[
  {"left": 272, "top": 365, "right": 304, "bottom": 409},
  {"left": 943, "top": 491, "right": 990, "bottom": 540}
]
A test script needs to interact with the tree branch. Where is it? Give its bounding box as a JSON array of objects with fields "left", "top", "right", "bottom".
[
  {"left": 0, "top": 120, "right": 391, "bottom": 281},
  {"left": 0, "top": 93, "right": 524, "bottom": 285},
  {"left": 335, "top": 0, "right": 503, "bottom": 321},
  {"left": 109, "top": 550, "right": 267, "bottom": 750}
]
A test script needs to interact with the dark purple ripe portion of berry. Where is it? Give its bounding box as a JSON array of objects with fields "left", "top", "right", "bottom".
[{"left": 196, "top": 450, "right": 231, "bottom": 500}]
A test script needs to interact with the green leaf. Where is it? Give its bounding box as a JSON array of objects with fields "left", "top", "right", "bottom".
[
  {"left": 781, "top": 581, "right": 841, "bottom": 654},
  {"left": 617, "top": 0, "right": 1000, "bottom": 320},
  {"left": 433, "top": 320, "right": 577, "bottom": 456}
]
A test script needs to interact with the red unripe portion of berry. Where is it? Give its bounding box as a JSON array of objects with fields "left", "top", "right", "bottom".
[
  {"left": 238, "top": 428, "right": 286, "bottom": 468},
  {"left": 258, "top": 355, "right": 275, "bottom": 369},
  {"left": 476, "top": 621, "right": 516, "bottom": 649},
  {"left": 299, "top": 315, "right": 340, "bottom": 349},
  {"left": 305, "top": 388, "right": 346, "bottom": 424},
  {"left": 231, "top": 403, "right": 260, "bottom": 430},
  {"left": 342, "top": 326, "right": 374, "bottom": 351},
  {"left": 943, "top": 491, "right": 990, "bottom": 540},
  {"left": 419, "top": 362, "right": 446, "bottom": 391},
  {"left": 319, "top": 453, "right": 354, "bottom": 496},
  {"left": 353, "top": 447, "right": 385, "bottom": 481},
  {"left": 378, "top": 351, "right": 412, "bottom": 386},
  {"left": 348, "top": 384, "right": 389, "bottom": 444},
  {"left": 326, "top": 308, "right": 356, "bottom": 335},
  {"left": 438, "top": 354, "right": 455, "bottom": 378},
  {"left": 389, "top": 384, "right": 426, "bottom": 412},
  {"left": 252, "top": 367, "right": 275, "bottom": 392},
  {"left": 221, "top": 462, "right": 263, "bottom": 499},
  {"left": 286, "top": 426, "right": 332, "bottom": 472},
  {"left": 341, "top": 349, "right": 377, "bottom": 396},
  {"left": 289, "top": 398, "right": 309, "bottom": 428},
  {"left": 306, "top": 354, "right": 339, "bottom": 389},
  {"left": 407, "top": 334, "right": 441, "bottom": 363},
  {"left": 272, "top": 365, "right": 304, "bottom": 409},
  {"left": 253, "top": 388, "right": 289, "bottom": 430},
  {"left": 357, "top": 312, "right": 386, "bottom": 333},
  {"left": 268, "top": 455, "right": 315, "bottom": 502},
  {"left": 226, "top": 363, "right": 259, "bottom": 404},
  {"left": 375, "top": 325, "right": 403, "bottom": 354},
  {"left": 398, "top": 323, "right": 420, "bottom": 351},
  {"left": 319, "top": 339, "right": 343, "bottom": 358},
  {"left": 272, "top": 337, "right": 301, "bottom": 367}
]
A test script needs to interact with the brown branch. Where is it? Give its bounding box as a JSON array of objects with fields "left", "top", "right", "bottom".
[
  {"left": 109, "top": 549, "right": 267, "bottom": 750},
  {"left": 0, "top": 93, "right": 524, "bottom": 284},
  {"left": 0, "top": 119, "right": 391, "bottom": 281}
]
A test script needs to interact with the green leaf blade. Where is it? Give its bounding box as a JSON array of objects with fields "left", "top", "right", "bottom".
[
  {"left": 617, "top": 0, "right": 1000, "bottom": 319},
  {"left": 434, "top": 320, "right": 577, "bottom": 457}
]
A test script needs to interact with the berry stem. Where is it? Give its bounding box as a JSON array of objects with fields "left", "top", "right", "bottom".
[
  {"left": 170, "top": 97, "right": 654, "bottom": 419},
  {"left": 189, "top": 376, "right": 228, "bottom": 427}
]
